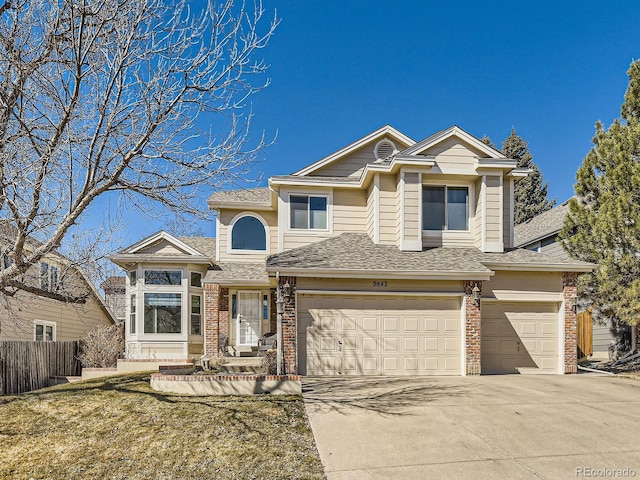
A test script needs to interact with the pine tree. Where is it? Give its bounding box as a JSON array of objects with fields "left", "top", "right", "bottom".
[
  {"left": 560, "top": 60, "right": 640, "bottom": 326},
  {"left": 501, "top": 129, "right": 556, "bottom": 224}
]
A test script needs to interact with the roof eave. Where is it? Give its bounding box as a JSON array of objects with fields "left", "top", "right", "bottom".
[
  {"left": 110, "top": 254, "right": 212, "bottom": 267},
  {"left": 481, "top": 262, "right": 595, "bottom": 273},
  {"left": 265, "top": 267, "right": 493, "bottom": 281}
]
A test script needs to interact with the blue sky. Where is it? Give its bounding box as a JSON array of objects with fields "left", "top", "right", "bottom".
[{"left": 107, "top": 1, "right": 640, "bottom": 246}]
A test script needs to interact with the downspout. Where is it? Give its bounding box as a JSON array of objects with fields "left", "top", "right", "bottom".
[{"left": 276, "top": 272, "right": 283, "bottom": 375}]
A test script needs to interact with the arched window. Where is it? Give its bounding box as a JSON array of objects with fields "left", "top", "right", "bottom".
[{"left": 231, "top": 215, "right": 267, "bottom": 251}]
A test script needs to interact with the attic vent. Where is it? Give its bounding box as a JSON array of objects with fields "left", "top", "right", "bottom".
[{"left": 374, "top": 139, "right": 396, "bottom": 161}]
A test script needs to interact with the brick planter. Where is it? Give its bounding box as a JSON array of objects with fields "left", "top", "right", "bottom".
[{"left": 150, "top": 373, "right": 302, "bottom": 395}]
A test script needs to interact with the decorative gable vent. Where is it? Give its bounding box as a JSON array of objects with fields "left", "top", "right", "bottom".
[{"left": 374, "top": 139, "right": 396, "bottom": 161}]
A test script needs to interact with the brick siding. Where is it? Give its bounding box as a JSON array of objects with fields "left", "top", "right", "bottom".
[
  {"left": 562, "top": 272, "right": 579, "bottom": 374},
  {"left": 464, "top": 280, "right": 482, "bottom": 375},
  {"left": 280, "top": 276, "right": 297, "bottom": 374},
  {"left": 204, "top": 283, "right": 229, "bottom": 356}
]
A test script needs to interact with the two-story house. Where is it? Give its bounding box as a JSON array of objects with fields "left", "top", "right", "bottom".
[
  {"left": 0, "top": 222, "right": 116, "bottom": 341},
  {"left": 111, "top": 125, "right": 592, "bottom": 375}
]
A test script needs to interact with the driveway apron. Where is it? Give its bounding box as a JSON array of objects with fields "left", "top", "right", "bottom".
[{"left": 302, "top": 374, "right": 640, "bottom": 480}]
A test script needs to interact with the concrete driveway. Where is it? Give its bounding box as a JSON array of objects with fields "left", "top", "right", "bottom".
[{"left": 303, "top": 374, "right": 640, "bottom": 479}]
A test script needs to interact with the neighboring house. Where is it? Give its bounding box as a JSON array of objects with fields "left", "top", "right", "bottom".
[
  {"left": 101, "top": 276, "right": 126, "bottom": 323},
  {"left": 0, "top": 226, "right": 116, "bottom": 342},
  {"left": 515, "top": 200, "right": 634, "bottom": 359},
  {"left": 112, "top": 125, "right": 593, "bottom": 375}
]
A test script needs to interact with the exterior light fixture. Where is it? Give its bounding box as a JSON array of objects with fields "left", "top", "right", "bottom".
[
  {"left": 282, "top": 281, "right": 291, "bottom": 300},
  {"left": 276, "top": 297, "right": 285, "bottom": 316},
  {"left": 570, "top": 293, "right": 579, "bottom": 313},
  {"left": 472, "top": 284, "right": 481, "bottom": 306}
]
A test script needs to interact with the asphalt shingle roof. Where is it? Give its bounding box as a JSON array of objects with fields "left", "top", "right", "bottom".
[
  {"left": 178, "top": 236, "right": 216, "bottom": 258},
  {"left": 208, "top": 187, "right": 271, "bottom": 205},
  {"left": 267, "top": 232, "right": 591, "bottom": 273},
  {"left": 514, "top": 201, "right": 570, "bottom": 247},
  {"left": 204, "top": 262, "right": 269, "bottom": 284}
]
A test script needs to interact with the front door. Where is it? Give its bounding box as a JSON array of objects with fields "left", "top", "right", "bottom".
[{"left": 237, "top": 291, "right": 261, "bottom": 345}]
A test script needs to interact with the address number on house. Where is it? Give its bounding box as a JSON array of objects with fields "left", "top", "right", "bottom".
[{"left": 373, "top": 281, "right": 388, "bottom": 287}]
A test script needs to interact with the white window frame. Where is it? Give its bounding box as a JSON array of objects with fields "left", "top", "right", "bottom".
[
  {"left": 287, "top": 192, "right": 331, "bottom": 233},
  {"left": 190, "top": 294, "right": 202, "bottom": 335},
  {"left": 129, "top": 293, "right": 137, "bottom": 335},
  {"left": 143, "top": 292, "right": 183, "bottom": 334},
  {"left": 143, "top": 269, "right": 183, "bottom": 286},
  {"left": 422, "top": 183, "right": 472, "bottom": 233},
  {"left": 34, "top": 320, "right": 56, "bottom": 342},
  {"left": 227, "top": 212, "right": 270, "bottom": 254}
]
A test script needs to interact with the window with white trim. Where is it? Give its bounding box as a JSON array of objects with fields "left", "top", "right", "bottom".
[
  {"left": 129, "top": 293, "right": 136, "bottom": 334},
  {"left": 144, "top": 293, "right": 182, "bottom": 333},
  {"left": 191, "top": 295, "right": 202, "bottom": 335},
  {"left": 290, "top": 195, "right": 327, "bottom": 230},
  {"left": 190, "top": 271, "right": 202, "bottom": 287},
  {"left": 129, "top": 270, "right": 137, "bottom": 286},
  {"left": 231, "top": 216, "right": 266, "bottom": 251},
  {"left": 422, "top": 186, "right": 469, "bottom": 231},
  {"left": 144, "top": 270, "right": 181, "bottom": 286},
  {"left": 34, "top": 320, "right": 56, "bottom": 341}
]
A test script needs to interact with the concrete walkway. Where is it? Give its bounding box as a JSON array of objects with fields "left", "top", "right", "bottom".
[{"left": 303, "top": 374, "right": 640, "bottom": 479}]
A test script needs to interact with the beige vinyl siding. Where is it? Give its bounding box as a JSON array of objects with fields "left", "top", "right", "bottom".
[
  {"left": 366, "top": 181, "right": 375, "bottom": 241},
  {"left": 312, "top": 143, "right": 378, "bottom": 178},
  {"left": 423, "top": 137, "right": 484, "bottom": 170},
  {"left": 334, "top": 189, "right": 367, "bottom": 234},
  {"left": 395, "top": 174, "right": 402, "bottom": 247},
  {"left": 485, "top": 176, "right": 502, "bottom": 245},
  {"left": 217, "top": 209, "right": 277, "bottom": 262},
  {"left": 137, "top": 240, "right": 186, "bottom": 255},
  {"left": 403, "top": 173, "right": 421, "bottom": 243},
  {"left": 483, "top": 271, "right": 563, "bottom": 298},
  {"left": 503, "top": 179, "right": 512, "bottom": 248},
  {"left": 297, "top": 277, "right": 464, "bottom": 293},
  {"left": 378, "top": 174, "right": 397, "bottom": 245},
  {"left": 474, "top": 178, "right": 483, "bottom": 248},
  {"left": 0, "top": 293, "right": 112, "bottom": 341}
]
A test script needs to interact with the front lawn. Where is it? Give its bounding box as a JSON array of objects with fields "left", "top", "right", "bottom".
[{"left": 0, "top": 373, "right": 325, "bottom": 479}]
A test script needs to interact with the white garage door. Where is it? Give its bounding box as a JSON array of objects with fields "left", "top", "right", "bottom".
[
  {"left": 298, "top": 293, "right": 462, "bottom": 376},
  {"left": 481, "top": 302, "right": 559, "bottom": 374}
]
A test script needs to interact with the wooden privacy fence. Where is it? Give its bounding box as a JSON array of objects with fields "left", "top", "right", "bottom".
[
  {"left": 0, "top": 341, "right": 81, "bottom": 395},
  {"left": 577, "top": 311, "right": 593, "bottom": 358}
]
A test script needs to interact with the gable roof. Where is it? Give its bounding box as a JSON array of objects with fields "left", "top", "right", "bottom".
[
  {"left": 292, "top": 125, "right": 416, "bottom": 177},
  {"left": 266, "top": 233, "right": 593, "bottom": 279},
  {"left": 514, "top": 201, "right": 571, "bottom": 247},
  {"left": 110, "top": 231, "right": 214, "bottom": 265},
  {"left": 400, "top": 125, "right": 506, "bottom": 158}
]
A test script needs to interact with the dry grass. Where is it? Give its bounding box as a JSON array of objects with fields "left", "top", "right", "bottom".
[{"left": 0, "top": 373, "right": 325, "bottom": 480}]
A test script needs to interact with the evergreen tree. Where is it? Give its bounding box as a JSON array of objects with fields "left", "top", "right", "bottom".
[
  {"left": 480, "top": 135, "right": 496, "bottom": 149},
  {"left": 560, "top": 60, "right": 640, "bottom": 326},
  {"left": 502, "top": 129, "right": 556, "bottom": 224}
]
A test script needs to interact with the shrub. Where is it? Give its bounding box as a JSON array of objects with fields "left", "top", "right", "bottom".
[
  {"left": 260, "top": 349, "right": 277, "bottom": 375},
  {"left": 78, "top": 324, "right": 125, "bottom": 368},
  {"left": 200, "top": 355, "right": 226, "bottom": 372}
]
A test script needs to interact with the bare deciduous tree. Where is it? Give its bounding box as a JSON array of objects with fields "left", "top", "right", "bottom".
[{"left": 0, "top": 0, "right": 277, "bottom": 303}]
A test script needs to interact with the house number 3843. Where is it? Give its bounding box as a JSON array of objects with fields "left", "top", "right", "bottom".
[{"left": 373, "top": 281, "right": 388, "bottom": 287}]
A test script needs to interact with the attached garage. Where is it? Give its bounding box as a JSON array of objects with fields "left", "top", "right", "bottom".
[
  {"left": 298, "top": 293, "right": 463, "bottom": 376},
  {"left": 481, "top": 302, "right": 560, "bottom": 374}
]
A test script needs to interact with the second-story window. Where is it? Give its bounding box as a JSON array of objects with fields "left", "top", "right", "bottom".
[
  {"left": 422, "top": 186, "right": 469, "bottom": 231},
  {"left": 231, "top": 216, "right": 266, "bottom": 251},
  {"left": 290, "top": 195, "right": 327, "bottom": 230},
  {"left": 40, "top": 262, "right": 59, "bottom": 292}
]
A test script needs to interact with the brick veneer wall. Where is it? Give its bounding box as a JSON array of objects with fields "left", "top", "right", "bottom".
[
  {"left": 464, "top": 280, "right": 482, "bottom": 375},
  {"left": 562, "top": 272, "right": 578, "bottom": 374},
  {"left": 280, "top": 276, "right": 297, "bottom": 374},
  {"left": 203, "top": 283, "right": 229, "bottom": 356}
]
